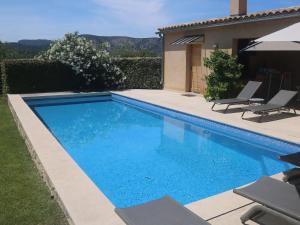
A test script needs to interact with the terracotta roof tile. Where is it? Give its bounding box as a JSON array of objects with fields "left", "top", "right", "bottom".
[{"left": 159, "top": 5, "right": 300, "bottom": 32}]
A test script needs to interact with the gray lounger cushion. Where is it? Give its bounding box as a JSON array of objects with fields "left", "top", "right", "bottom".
[
  {"left": 242, "top": 90, "right": 298, "bottom": 113},
  {"left": 115, "top": 196, "right": 211, "bottom": 225},
  {"left": 212, "top": 81, "right": 262, "bottom": 105},
  {"left": 268, "top": 90, "right": 298, "bottom": 106},
  {"left": 233, "top": 177, "right": 300, "bottom": 221},
  {"left": 213, "top": 98, "right": 248, "bottom": 104},
  {"left": 236, "top": 81, "right": 262, "bottom": 100}
]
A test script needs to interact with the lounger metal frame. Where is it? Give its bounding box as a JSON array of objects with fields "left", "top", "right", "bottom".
[
  {"left": 211, "top": 100, "right": 250, "bottom": 113},
  {"left": 241, "top": 90, "right": 298, "bottom": 122},
  {"left": 241, "top": 106, "right": 297, "bottom": 122},
  {"left": 211, "top": 81, "right": 262, "bottom": 113},
  {"left": 241, "top": 205, "right": 300, "bottom": 225},
  {"left": 234, "top": 177, "right": 300, "bottom": 225}
]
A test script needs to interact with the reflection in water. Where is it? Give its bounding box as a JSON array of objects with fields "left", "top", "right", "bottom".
[
  {"left": 33, "top": 100, "right": 293, "bottom": 208},
  {"left": 162, "top": 115, "right": 290, "bottom": 174},
  {"left": 163, "top": 116, "right": 185, "bottom": 142}
]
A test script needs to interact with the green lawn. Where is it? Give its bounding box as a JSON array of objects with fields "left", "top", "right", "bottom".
[{"left": 0, "top": 97, "right": 68, "bottom": 225}]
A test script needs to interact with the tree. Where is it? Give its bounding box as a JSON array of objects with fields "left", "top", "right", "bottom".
[
  {"left": 0, "top": 41, "right": 5, "bottom": 59},
  {"left": 204, "top": 50, "right": 244, "bottom": 100},
  {"left": 0, "top": 41, "right": 19, "bottom": 60},
  {"left": 111, "top": 44, "right": 157, "bottom": 57},
  {"left": 38, "top": 32, "right": 125, "bottom": 88}
]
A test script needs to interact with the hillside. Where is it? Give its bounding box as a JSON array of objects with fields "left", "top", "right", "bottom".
[
  {"left": 5, "top": 40, "right": 52, "bottom": 58},
  {"left": 4, "top": 35, "right": 162, "bottom": 58},
  {"left": 82, "top": 35, "right": 161, "bottom": 56}
]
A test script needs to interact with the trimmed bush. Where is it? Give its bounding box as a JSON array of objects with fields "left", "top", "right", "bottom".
[
  {"left": 1, "top": 58, "right": 162, "bottom": 94},
  {"left": 115, "top": 57, "right": 162, "bottom": 89},
  {"left": 1, "top": 60, "right": 80, "bottom": 94}
]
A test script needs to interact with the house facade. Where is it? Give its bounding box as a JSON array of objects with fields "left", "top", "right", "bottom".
[{"left": 158, "top": 0, "right": 300, "bottom": 94}]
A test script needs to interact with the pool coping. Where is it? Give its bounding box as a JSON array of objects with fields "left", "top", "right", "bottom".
[{"left": 8, "top": 91, "right": 288, "bottom": 225}]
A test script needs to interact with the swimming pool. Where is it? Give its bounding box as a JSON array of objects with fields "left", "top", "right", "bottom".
[{"left": 26, "top": 94, "right": 298, "bottom": 208}]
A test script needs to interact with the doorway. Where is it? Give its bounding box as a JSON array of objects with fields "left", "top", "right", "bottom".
[{"left": 188, "top": 44, "right": 203, "bottom": 94}]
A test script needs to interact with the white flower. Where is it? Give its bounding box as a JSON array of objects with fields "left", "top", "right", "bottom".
[{"left": 37, "top": 32, "right": 125, "bottom": 87}]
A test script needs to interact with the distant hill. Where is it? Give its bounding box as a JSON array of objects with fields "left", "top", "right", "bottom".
[
  {"left": 17, "top": 39, "right": 53, "bottom": 47},
  {"left": 4, "top": 35, "right": 161, "bottom": 58},
  {"left": 5, "top": 39, "right": 52, "bottom": 58},
  {"left": 82, "top": 35, "right": 161, "bottom": 56}
]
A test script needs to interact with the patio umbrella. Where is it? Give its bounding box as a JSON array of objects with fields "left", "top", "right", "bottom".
[
  {"left": 241, "top": 22, "right": 300, "bottom": 52},
  {"left": 242, "top": 41, "right": 300, "bottom": 51},
  {"left": 240, "top": 22, "right": 300, "bottom": 99},
  {"left": 256, "top": 22, "right": 300, "bottom": 42}
]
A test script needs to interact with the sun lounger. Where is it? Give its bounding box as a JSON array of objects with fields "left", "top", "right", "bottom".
[
  {"left": 115, "top": 196, "right": 211, "bottom": 225},
  {"left": 233, "top": 176, "right": 300, "bottom": 225},
  {"left": 280, "top": 152, "right": 300, "bottom": 185},
  {"left": 283, "top": 168, "right": 300, "bottom": 185},
  {"left": 280, "top": 152, "right": 300, "bottom": 167},
  {"left": 211, "top": 81, "right": 262, "bottom": 112},
  {"left": 241, "top": 90, "right": 298, "bottom": 122},
  {"left": 240, "top": 205, "right": 300, "bottom": 225}
]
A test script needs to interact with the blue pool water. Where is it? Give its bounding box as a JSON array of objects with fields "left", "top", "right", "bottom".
[{"left": 28, "top": 95, "right": 297, "bottom": 208}]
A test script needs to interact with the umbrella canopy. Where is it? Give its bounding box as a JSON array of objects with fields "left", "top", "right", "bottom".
[
  {"left": 256, "top": 22, "right": 300, "bottom": 42},
  {"left": 241, "top": 22, "right": 300, "bottom": 52},
  {"left": 242, "top": 41, "right": 300, "bottom": 51},
  {"left": 240, "top": 22, "right": 300, "bottom": 100}
]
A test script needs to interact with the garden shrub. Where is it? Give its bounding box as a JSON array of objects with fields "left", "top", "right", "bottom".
[
  {"left": 0, "top": 61, "right": 5, "bottom": 94},
  {"left": 204, "top": 50, "right": 244, "bottom": 100},
  {"left": 1, "top": 58, "right": 162, "bottom": 94},
  {"left": 37, "top": 32, "right": 125, "bottom": 89},
  {"left": 1, "top": 60, "right": 79, "bottom": 94},
  {"left": 114, "top": 57, "right": 161, "bottom": 89}
]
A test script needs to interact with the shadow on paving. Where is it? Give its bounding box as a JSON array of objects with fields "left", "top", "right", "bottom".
[
  {"left": 213, "top": 107, "right": 245, "bottom": 114},
  {"left": 242, "top": 112, "right": 300, "bottom": 123}
]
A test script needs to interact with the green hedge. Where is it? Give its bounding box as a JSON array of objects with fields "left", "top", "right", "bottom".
[
  {"left": 1, "top": 58, "right": 162, "bottom": 94},
  {"left": 115, "top": 57, "right": 162, "bottom": 89},
  {"left": 1, "top": 60, "right": 80, "bottom": 94}
]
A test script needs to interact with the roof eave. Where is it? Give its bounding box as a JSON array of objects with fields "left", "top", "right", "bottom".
[{"left": 158, "top": 12, "right": 300, "bottom": 34}]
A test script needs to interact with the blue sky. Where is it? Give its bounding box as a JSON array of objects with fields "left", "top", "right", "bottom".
[{"left": 1, "top": 0, "right": 300, "bottom": 41}]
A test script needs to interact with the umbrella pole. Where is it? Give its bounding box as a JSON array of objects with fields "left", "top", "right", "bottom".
[
  {"left": 279, "top": 73, "right": 284, "bottom": 90},
  {"left": 267, "top": 73, "right": 272, "bottom": 100}
]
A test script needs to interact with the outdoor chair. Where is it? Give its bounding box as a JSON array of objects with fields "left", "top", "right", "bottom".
[
  {"left": 115, "top": 196, "right": 211, "bottom": 225},
  {"left": 233, "top": 176, "right": 300, "bottom": 225},
  {"left": 280, "top": 151, "right": 300, "bottom": 168},
  {"left": 283, "top": 168, "right": 300, "bottom": 185},
  {"left": 241, "top": 90, "right": 298, "bottom": 122},
  {"left": 211, "top": 81, "right": 262, "bottom": 113},
  {"left": 280, "top": 152, "right": 300, "bottom": 185}
]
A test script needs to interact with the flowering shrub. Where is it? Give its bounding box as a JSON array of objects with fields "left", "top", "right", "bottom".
[{"left": 38, "top": 32, "right": 125, "bottom": 88}]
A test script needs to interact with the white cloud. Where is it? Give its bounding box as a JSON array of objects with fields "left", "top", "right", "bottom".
[
  {"left": 0, "top": 0, "right": 169, "bottom": 41},
  {"left": 93, "top": 0, "right": 169, "bottom": 30}
]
